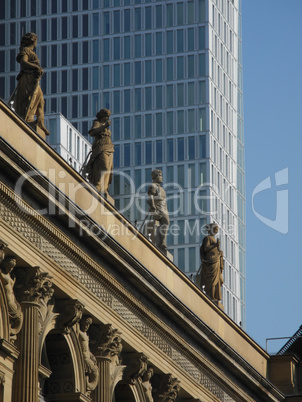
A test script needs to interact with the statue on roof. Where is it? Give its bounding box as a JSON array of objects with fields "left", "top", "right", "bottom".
[
  {"left": 84, "top": 108, "right": 114, "bottom": 196},
  {"left": 10, "top": 32, "right": 49, "bottom": 136},
  {"left": 147, "top": 170, "right": 170, "bottom": 254},
  {"left": 195, "top": 223, "right": 224, "bottom": 303}
]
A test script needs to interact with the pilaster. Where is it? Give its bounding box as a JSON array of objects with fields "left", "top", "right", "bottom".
[{"left": 13, "top": 266, "right": 53, "bottom": 402}]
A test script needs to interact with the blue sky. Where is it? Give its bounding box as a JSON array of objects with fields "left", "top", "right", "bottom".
[{"left": 242, "top": 0, "right": 302, "bottom": 351}]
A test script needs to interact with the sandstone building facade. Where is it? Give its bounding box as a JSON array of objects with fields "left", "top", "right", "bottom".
[{"left": 0, "top": 100, "right": 298, "bottom": 401}]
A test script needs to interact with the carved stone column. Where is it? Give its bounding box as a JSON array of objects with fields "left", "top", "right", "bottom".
[
  {"left": 13, "top": 266, "right": 53, "bottom": 402},
  {"left": 89, "top": 324, "right": 123, "bottom": 402},
  {"left": 94, "top": 356, "right": 111, "bottom": 402}
]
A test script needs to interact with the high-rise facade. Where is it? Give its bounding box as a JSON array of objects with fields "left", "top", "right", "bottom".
[{"left": 0, "top": 0, "right": 246, "bottom": 327}]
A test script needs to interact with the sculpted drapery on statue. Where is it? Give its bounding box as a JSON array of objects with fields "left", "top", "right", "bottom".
[
  {"left": 10, "top": 32, "right": 49, "bottom": 136},
  {"left": 84, "top": 108, "right": 114, "bottom": 195},
  {"left": 195, "top": 223, "right": 224, "bottom": 303},
  {"left": 147, "top": 169, "right": 170, "bottom": 254}
]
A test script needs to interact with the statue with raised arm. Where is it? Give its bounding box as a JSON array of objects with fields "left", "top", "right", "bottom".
[
  {"left": 196, "top": 223, "right": 224, "bottom": 303},
  {"left": 147, "top": 170, "right": 170, "bottom": 254},
  {"left": 10, "top": 32, "right": 49, "bottom": 136},
  {"left": 84, "top": 108, "right": 114, "bottom": 195}
]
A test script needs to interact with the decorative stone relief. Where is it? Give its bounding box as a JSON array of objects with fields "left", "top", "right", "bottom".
[
  {"left": 89, "top": 323, "right": 122, "bottom": 365},
  {"left": 123, "top": 352, "right": 148, "bottom": 385},
  {"left": 152, "top": 373, "right": 180, "bottom": 402},
  {"left": 14, "top": 266, "right": 53, "bottom": 305},
  {"left": 78, "top": 315, "right": 99, "bottom": 392},
  {"left": 142, "top": 366, "right": 154, "bottom": 402},
  {"left": 0, "top": 253, "right": 23, "bottom": 342},
  {"left": 56, "top": 299, "right": 84, "bottom": 334}
]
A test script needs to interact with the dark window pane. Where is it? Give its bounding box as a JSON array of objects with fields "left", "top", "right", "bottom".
[
  {"left": 73, "top": 16, "right": 78, "bottom": 38},
  {"left": 73, "top": 43, "right": 78, "bottom": 65},
  {"left": 41, "top": 46, "right": 47, "bottom": 67},
  {"left": 61, "top": 97, "right": 67, "bottom": 117},
  {"left": 135, "top": 8, "right": 141, "bottom": 30},
  {"left": 156, "top": 5, "right": 162, "bottom": 28},
  {"left": 0, "top": 25, "right": 5, "bottom": 46},
  {"left": 52, "top": 0, "right": 57, "bottom": 13},
  {"left": 21, "top": 0, "right": 27, "bottom": 16},
  {"left": 0, "top": 50, "right": 4, "bottom": 72},
  {"left": 83, "top": 41, "right": 88, "bottom": 63},
  {"left": 51, "top": 98, "right": 57, "bottom": 113},
  {"left": 83, "top": 15, "right": 88, "bottom": 36},
  {"left": 62, "top": 43, "right": 67, "bottom": 66},
  {"left": 73, "top": 0, "right": 78, "bottom": 12},
  {"left": 41, "top": 2, "right": 47, "bottom": 14},
  {"left": 62, "top": 17, "right": 68, "bottom": 39},
  {"left": 72, "top": 96, "right": 78, "bottom": 118},
  {"left": 82, "top": 94, "right": 88, "bottom": 117},
  {"left": 114, "top": 11, "right": 120, "bottom": 33},
  {"left": 10, "top": 49, "right": 15, "bottom": 71},
  {"left": 124, "top": 9, "right": 130, "bottom": 32},
  {"left": 114, "top": 37, "right": 120, "bottom": 60},
  {"left": 51, "top": 45, "right": 57, "bottom": 67},
  {"left": 82, "top": 68, "right": 88, "bottom": 90},
  {"left": 0, "top": 77, "right": 5, "bottom": 98},
  {"left": 41, "top": 20, "right": 47, "bottom": 41},
  {"left": 72, "top": 70, "right": 78, "bottom": 91},
  {"left": 0, "top": 2, "right": 5, "bottom": 19},
  {"left": 10, "top": 23, "right": 16, "bottom": 45},
  {"left": 51, "top": 71, "right": 57, "bottom": 94},
  {"left": 31, "top": 20, "right": 36, "bottom": 33},
  {"left": 62, "top": 70, "right": 67, "bottom": 92},
  {"left": 146, "top": 142, "right": 152, "bottom": 164},
  {"left": 145, "top": 7, "right": 151, "bottom": 29}
]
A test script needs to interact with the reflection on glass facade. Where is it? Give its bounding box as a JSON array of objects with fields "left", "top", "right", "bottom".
[{"left": 0, "top": 0, "right": 245, "bottom": 328}]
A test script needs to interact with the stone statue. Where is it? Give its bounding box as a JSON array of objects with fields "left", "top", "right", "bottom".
[
  {"left": 147, "top": 170, "right": 170, "bottom": 254},
  {"left": 10, "top": 32, "right": 49, "bottom": 136},
  {"left": 78, "top": 315, "right": 99, "bottom": 391},
  {"left": 142, "top": 366, "right": 154, "bottom": 402},
  {"left": 0, "top": 256, "right": 23, "bottom": 339},
  {"left": 84, "top": 108, "right": 114, "bottom": 195},
  {"left": 195, "top": 223, "right": 224, "bottom": 303}
]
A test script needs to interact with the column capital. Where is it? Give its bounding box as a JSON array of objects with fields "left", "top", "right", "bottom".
[
  {"left": 15, "top": 266, "right": 53, "bottom": 305},
  {"left": 89, "top": 323, "right": 123, "bottom": 364},
  {"left": 152, "top": 373, "right": 180, "bottom": 402}
]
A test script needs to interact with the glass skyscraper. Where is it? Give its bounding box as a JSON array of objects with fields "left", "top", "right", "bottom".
[{"left": 0, "top": 0, "right": 246, "bottom": 327}]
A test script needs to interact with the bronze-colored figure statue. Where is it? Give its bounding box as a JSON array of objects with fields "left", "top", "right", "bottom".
[
  {"left": 84, "top": 109, "right": 114, "bottom": 195},
  {"left": 196, "top": 223, "right": 224, "bottom": 303},
  {"left": 147, "top": 170, "right": 170, "bottom": 254},
  {"left": 10, "top": 33, "right": 49, "bottom": 136}
]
